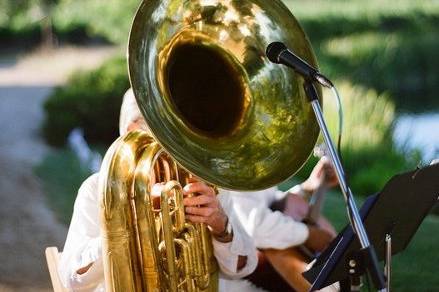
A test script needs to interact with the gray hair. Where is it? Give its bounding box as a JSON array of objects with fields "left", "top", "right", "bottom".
[{"left": 119, "top": 88, "right": 145, "bottom": 136}]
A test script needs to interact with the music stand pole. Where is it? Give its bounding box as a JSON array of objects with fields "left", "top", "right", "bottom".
[
  {"left": 385, "top": 234, "right": 392, "bottom": 292},
  {"left": 303, "top": 81, "right": 386, "bottom": 291}
]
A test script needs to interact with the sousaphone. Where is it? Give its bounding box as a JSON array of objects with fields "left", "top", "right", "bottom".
[{"left": 99, "top": 0, "right": 321, "bottom": 291}]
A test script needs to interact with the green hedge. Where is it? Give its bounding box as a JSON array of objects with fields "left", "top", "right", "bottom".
[
  {"left": 43, "top": 56, "right": 129, "bottom": 146},
  {"left": 288, "top": 82, "right": 418, "bottom": 196}
]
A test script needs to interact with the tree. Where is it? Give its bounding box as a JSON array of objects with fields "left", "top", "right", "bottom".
[{"left": 40, "top": 0, "right": 60, "bottom": 48}]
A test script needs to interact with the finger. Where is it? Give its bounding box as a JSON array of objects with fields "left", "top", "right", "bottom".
[
  {"left": 323, "top": 165, "right": 337, "bottom": 178},
  {"left": 323, "top": 162, "right": 335, "bottom": 172},
  {"left": 185, "top": 206, "right": 215, "bottom": 217},
  {"left": 183, "top": 195, "right": 214, "bottom": 206},
  {"left": 186, "top": 215, "right": 208, "bottom": 224},
  {"left": 314, "top": 158, "right": 326, "bottom": 176},
  {"left": 183, "top": 182, "right": 215, "bottom": 197}
]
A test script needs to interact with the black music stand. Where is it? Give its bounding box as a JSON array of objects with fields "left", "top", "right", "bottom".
[{"left": 303, "top": 163, "right": 439, "bottom": 291}]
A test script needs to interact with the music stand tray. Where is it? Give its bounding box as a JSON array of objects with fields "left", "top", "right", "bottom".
[{"left": 303, "top": 163, "right": 439, "bottom": 290}]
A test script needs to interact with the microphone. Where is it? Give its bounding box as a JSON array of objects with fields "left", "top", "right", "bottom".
[{"left": 266, "top": 42, "right": 332, "bottom": 88}]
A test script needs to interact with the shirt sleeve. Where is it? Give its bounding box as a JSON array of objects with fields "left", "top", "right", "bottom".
[
  {"left": 213, "top": 193, "right": 258, "bottom": 279},
  {"left": 230, "top": 189, "right": 309, "bottom": 250},
  {"left": 58, "top": 173, "right": 104, "bottom": 291}
]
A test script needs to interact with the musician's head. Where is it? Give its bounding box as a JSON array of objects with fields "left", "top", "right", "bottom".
[{"left": 119, "top": 88, "right": 149, "bottom": 135}]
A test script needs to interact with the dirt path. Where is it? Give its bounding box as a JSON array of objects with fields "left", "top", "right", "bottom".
[{"left": 0, "top": 46, "right": 116, "bottom": 291}]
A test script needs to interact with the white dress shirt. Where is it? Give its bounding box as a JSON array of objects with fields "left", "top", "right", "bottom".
[
  {"left": 59, "top": 173, "right": 258, "bottom": 291},
  {"left": 220, "top": 187, "right": 309, "bottom": 250}
]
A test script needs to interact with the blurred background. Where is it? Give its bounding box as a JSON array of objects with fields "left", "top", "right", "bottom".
[{"left": 0, "top": 0, "right": 438, "bottom": 291}]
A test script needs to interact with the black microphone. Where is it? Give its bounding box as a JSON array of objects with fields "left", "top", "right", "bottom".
[{"left": 266, "top": 42, "right": 332, "bottom": 88}]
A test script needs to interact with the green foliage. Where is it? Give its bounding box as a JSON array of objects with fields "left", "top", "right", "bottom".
[
  {"left": 0, "top": 0, "right": 36, "bottom": 26},
  {"left": 286, "top": 0, "right": 439, "bottom": 36},
  {"left": 293, "top": 82, "right": 418, "bottom": 196},
  {"left": 52, "top": 0, "right": 139, "bottom": 44},
  {"left": 0, "top": 0, "right": 42, "bottom": 32},
  {"left": 43, "top": 56, "right": 129, "bottom": 146},
  {"left": 318, "top": 31, "right": 439, "bottom": 111},
  {"left": 0, "top": 0, "right": 138, "bottom": 44},
  {"left": 0, "top": 0, "right": 59, "bottom": 29},
  {"left": 284, "top": 0, "right": 439, "bottom": 111},
  {"left": 324, "top": 83, "right": 419, "bottom": 194},
  {"left": 323, "top": 82, "right": 395, "bottom": 151}
]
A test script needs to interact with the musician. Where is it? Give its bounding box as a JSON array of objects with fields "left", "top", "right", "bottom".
[
  {"left": 58, "top": 89, "right": 259, "bottom": 291},
  {"left": 117, "top": 89, "right": 338, "bottom": 291},
  {"left": 227, "top": 157, "right": 337, "bottom": 251},
  {"left": 225, "top": 157, "right": 339, "bottom": 291}
]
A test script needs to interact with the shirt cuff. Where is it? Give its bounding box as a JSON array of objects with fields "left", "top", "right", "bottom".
[
  {"left": 66, "top": 238, "right": 103, "bottom": 290},
  {"left": 211, "top": 219, "right": 257, "bottom": 279},
  {"left": 70, "top": 256, "right": 104, "bottom": 291},
  {"left": 212, "top": 239, "right": 238, "bottom": 274},
  {"left": 79, "top": 237, "right": 102, "bottom": 268}
]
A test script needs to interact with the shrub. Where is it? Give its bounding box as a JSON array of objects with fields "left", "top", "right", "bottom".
[
  {"left": 291, "top": 81, "right": 418, "bottom": 196},
  {"left": 43, "top": 56, "right": 129, "bottom": 146},
  {"left": 319, "top": 31, "right": 439, "bottom": 111}
]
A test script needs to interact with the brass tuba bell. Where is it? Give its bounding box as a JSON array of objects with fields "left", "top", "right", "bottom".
[
  {"left": 99, "top": 0, "right": 321, "bottom": 291},
  {"left": 128, "top": 0, "right": 321, "bottom": 190}
]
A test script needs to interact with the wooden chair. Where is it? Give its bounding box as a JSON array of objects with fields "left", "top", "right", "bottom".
[{"left": 45, "top": 247, "right": 68, "bottom": 292}]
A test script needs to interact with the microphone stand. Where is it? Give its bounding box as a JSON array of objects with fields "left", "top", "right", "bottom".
[{"left": 303, "top": 80, "right": 386, "bottom": 291}]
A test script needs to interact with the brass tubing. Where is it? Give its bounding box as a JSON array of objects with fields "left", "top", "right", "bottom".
[
  {"left": 134, "top": 142, "right": 164, "bottom": 291},
  {"left": 160, "top": 181, "right": 182, "bottom": 292},
  {"left": 99, "top": 132, "right": 152, "bottom": 292},
  {"left": 175, "top": 239, "right": 196, "bottom": 292},
  {"left": 184, "top": 224, "right": 202, "bottom": 279},
  {"left": 198, "top": 224, "right": 213, "bottom": 290},
  {"left": 100, "top": 130, "right": 219, "bottom": 291}
]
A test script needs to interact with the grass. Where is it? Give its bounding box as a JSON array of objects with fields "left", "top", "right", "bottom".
[
  {"left": 390, "top": 214, "right": 439, "bottom": 291},
  {"left": 34, "top": 147, "right": 93, "bottom": 225},
  {"left": 322, "top": 193, "right": 439, "bottom": 292}
]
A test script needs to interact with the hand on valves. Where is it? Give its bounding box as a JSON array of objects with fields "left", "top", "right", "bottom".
[
  {"left": 151, "top": 177, "right": 230, "bottom": 241},
  {"left": 151, "top": 178, "right": 247, "bottom": 270},
  {"left": 182, "top": 178, "right": 232, "bottom": 242}
]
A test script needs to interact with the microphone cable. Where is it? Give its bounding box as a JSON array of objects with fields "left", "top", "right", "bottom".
[{"left": 330, "top": 85, "right": 344, "bottom": 164}]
